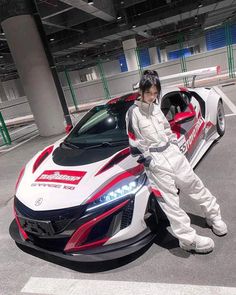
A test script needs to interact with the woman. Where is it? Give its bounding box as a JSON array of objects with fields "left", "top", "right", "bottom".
[{"left": 126, "top": 70, "right": 227, "bottom": 253}]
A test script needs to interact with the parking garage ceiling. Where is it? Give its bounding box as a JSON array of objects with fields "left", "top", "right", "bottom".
[{"left": 1, "top": 0, "right": 236, "bottom": 80}]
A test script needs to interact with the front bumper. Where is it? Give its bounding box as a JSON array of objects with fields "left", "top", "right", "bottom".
[{"left": 9, "top": 219, "right": 156, "bottom": 262}]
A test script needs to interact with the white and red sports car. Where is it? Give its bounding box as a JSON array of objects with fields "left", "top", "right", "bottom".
[{"left": 10, "top": 85, "right": 225, "bottom": 262}]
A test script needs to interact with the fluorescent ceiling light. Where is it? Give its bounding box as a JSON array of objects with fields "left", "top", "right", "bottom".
[{"left": 204, "top": 23, "right": 222, "bottom": 30}]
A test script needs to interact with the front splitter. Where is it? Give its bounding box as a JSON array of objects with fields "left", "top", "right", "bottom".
[{"left": 9, "top": 219, "right": 156, "bottom": 262}]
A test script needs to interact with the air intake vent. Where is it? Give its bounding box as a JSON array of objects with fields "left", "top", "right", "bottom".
[
  {"left": 120, "top": 199, "right": 134, "bottom": 229},
  {"left": 96, "top": 147, "right": 130, "bottom": 176}
]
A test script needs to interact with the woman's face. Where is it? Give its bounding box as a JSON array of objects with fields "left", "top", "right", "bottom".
[{"left": 141, "top": 85, "right": 159, "bottom": 104}]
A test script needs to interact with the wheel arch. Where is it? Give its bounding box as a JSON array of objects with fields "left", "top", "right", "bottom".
[
  {"left": 216, "top": 98, "right": 225, "bottom": 137},
  {"left": 205, "top": 88, "right": 222, "bottom": 126}
]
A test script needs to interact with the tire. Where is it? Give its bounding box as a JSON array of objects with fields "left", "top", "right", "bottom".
[{"left": 216, "top": 100, "right": 225, "bottom": 137}]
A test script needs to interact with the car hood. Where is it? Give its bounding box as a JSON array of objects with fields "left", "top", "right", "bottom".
[{"left": 16, "top": 143, "right": 137, "bottom": 211}]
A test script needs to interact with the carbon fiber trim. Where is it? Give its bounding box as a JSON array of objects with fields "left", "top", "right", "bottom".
[
  {"left": 14, "top": 197, "right": 86, "bottom": 221},
  {"left": 10, "top": 219, "right": 155, "bottom": 262}
]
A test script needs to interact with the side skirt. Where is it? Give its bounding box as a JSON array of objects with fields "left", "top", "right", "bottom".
[{"left": 190, "top": 132, "right": 220, "bottom": 168}]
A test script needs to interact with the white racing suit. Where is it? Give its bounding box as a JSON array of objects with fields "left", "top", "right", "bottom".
[{"left": 126, "top": 99, "right": 221, "bottom": 244}]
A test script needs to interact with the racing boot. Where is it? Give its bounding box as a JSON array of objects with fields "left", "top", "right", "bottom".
[
  {"left": 206, "top": 218, "right": 227, "bottom": 236},
  {"left": 179, "top": 234, "right": 214, "bottom": 254}
]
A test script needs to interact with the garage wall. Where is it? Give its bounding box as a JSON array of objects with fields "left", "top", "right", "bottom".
[
  {"left": 65, "top": 46, "right": 231, "bottom": 105},
  {"left": 0, "top": 78, "right": 25, "bottom": 102},
  {"left": 102, "top": 59, "right": 121, "bottom": 76},
  {"left": 0, "top": 82, "right": 8, "bottom": 102},
  {"left": 186, "top": 47, "right": 228, "bottom": 72},
  {"left": 0, "top": 96, "right": 31, "bottom": 121},
  {"left": 1, "top": 45, "right": 235, "bottom": 121}
]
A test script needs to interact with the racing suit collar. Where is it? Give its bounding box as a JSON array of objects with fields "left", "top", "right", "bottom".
[{"left": 134, "top": 99, "right": 158, "bottom": 116}]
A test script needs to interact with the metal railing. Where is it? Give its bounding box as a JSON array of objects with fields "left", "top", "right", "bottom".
[{"left": 0, "top": 112, "right": 11, "bottom": 146}]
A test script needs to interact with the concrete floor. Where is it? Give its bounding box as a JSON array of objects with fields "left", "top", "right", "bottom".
[{"left": 0, "top": 84, "right": 236, "bottom": 295}]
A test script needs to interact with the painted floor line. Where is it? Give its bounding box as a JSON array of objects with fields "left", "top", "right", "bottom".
[
  {"left": 10, "top": 123, "right": 36, "bottom": 136},
  {"left": 225, "top": 113, "right": 236, "bottom": 117},
  {"left": 213, "top": 86, "right": 236, "bottom": 114},
  {"left": 0, "top": 134, "right": 39, "bottom": 153},
  {"left": 21, "top": 277, "right": 236, "bottom": 295}
]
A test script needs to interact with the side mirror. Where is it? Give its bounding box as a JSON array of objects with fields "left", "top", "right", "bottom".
[{"left": 174, "top": 111, "right": 195, "bottom": 124}]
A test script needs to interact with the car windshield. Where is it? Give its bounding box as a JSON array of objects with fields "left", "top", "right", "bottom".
[{"left": 65, "top": 101, "right": 134, "bottom": 148}]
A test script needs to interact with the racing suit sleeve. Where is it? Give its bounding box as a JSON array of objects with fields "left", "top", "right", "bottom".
[
  {"left": 160, "top": 111, "right": 179, "bottom": 146},
  {"left": 126, "top": 108, "right": 153, "bottom": 168}
]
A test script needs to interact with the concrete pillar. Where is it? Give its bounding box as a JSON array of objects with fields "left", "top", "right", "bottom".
[
  {"left": 122, "top": 38, "right": 138, "bottom": 71},
  {"left": 149, "top": 47, "right": 159, "bottom": 65},
  {"left": 15, "top": 78, "right": 25, "bottom": 97},
  {"left": 160, "top": 49, "right": 168, "bottom": 63},
  {"left": 0, "top": 1, "right": 65, "bottom": 136},
  {"left": 198, "top": 36, "right": 207, "bottom": 53},
  {"left": 0, "top": 81, "right": 8, "bottom": 102}
]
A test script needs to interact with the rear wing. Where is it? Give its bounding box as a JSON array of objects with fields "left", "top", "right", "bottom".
[{"left": 133, "top": 66, "right": 221, "bottom": 90}]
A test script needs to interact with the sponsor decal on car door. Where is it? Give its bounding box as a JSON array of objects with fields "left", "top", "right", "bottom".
[{"left": 179, "top": 103, "right": 205, "bottom": 159}]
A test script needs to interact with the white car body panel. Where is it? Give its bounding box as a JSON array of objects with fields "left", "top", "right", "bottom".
[{"left": 11, "top": 80, "right": 224, "bottom": 260}]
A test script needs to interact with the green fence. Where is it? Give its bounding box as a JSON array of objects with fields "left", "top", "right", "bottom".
[
  {"left": 64, "top": 69, "right": 78, "bottom": 111},
  {"left": 178, "top": 34, "right": 189, "bottom": 86},
  {"left": 0, "top": 112, "right": 11, "bottom": 146},
  {"left": 97, "top": 60, "right": 111, "bottom": 100},
  {"left": 225, "top": 23, "right": 236, "bottom": 78},
  {"left": 135, "top": 47, "right": 143, "bottom": 78}
]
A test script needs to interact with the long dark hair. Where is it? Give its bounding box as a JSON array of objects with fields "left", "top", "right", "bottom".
[{"left": 139, "top": 70, "right": 161, "bottom": 95}]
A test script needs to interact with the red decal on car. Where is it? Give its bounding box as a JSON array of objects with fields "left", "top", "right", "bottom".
[
  {"left": 95, "top": 147, "right": 131, "bottom": 176},
  {"left": 36, "top": 170, "right": 86, "bottom": 185},
  {"left": 179, "top": 87, "right": 188, "bottom": 92},
  {"left": 206, "top": 121, "right": 214, "bottom": 128},
  {"left": 33, "top": 145, "right": 54, "bottom": 173},
  {"left": 180, "top": 117, "right": 205, "bottom": 153},
  {"left": 64, "top": 200, "right": 129, "bottom": 252},
  {"left": 128, "top": 131, "right": 136, "bottom": 140},
  {"left": 87, "top": 164, "right": 144, "bottom": 203},
  {"left": 152, "top": 188, "right": 162, "bottom": 198}
]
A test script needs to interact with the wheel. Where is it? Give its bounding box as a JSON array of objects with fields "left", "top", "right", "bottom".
[{"left": 216, "top": 100, "right": 225, "bottom": 137}]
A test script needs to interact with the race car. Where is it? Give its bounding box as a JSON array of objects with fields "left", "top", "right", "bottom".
[{"left": 9, "top": 85, "right": 225, "bottom": 262}]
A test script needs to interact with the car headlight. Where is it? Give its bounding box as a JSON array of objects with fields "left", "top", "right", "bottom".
[{"left": 86, "top": 173, "right": 147, "bottom": 212}]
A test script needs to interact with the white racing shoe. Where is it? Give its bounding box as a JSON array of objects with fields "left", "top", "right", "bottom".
[
  {"left": 206, "top": 218, "right": 228, "bottom": 236},
  {"left": 179, "top": 234, "right": 214, "bottom": 254}
]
